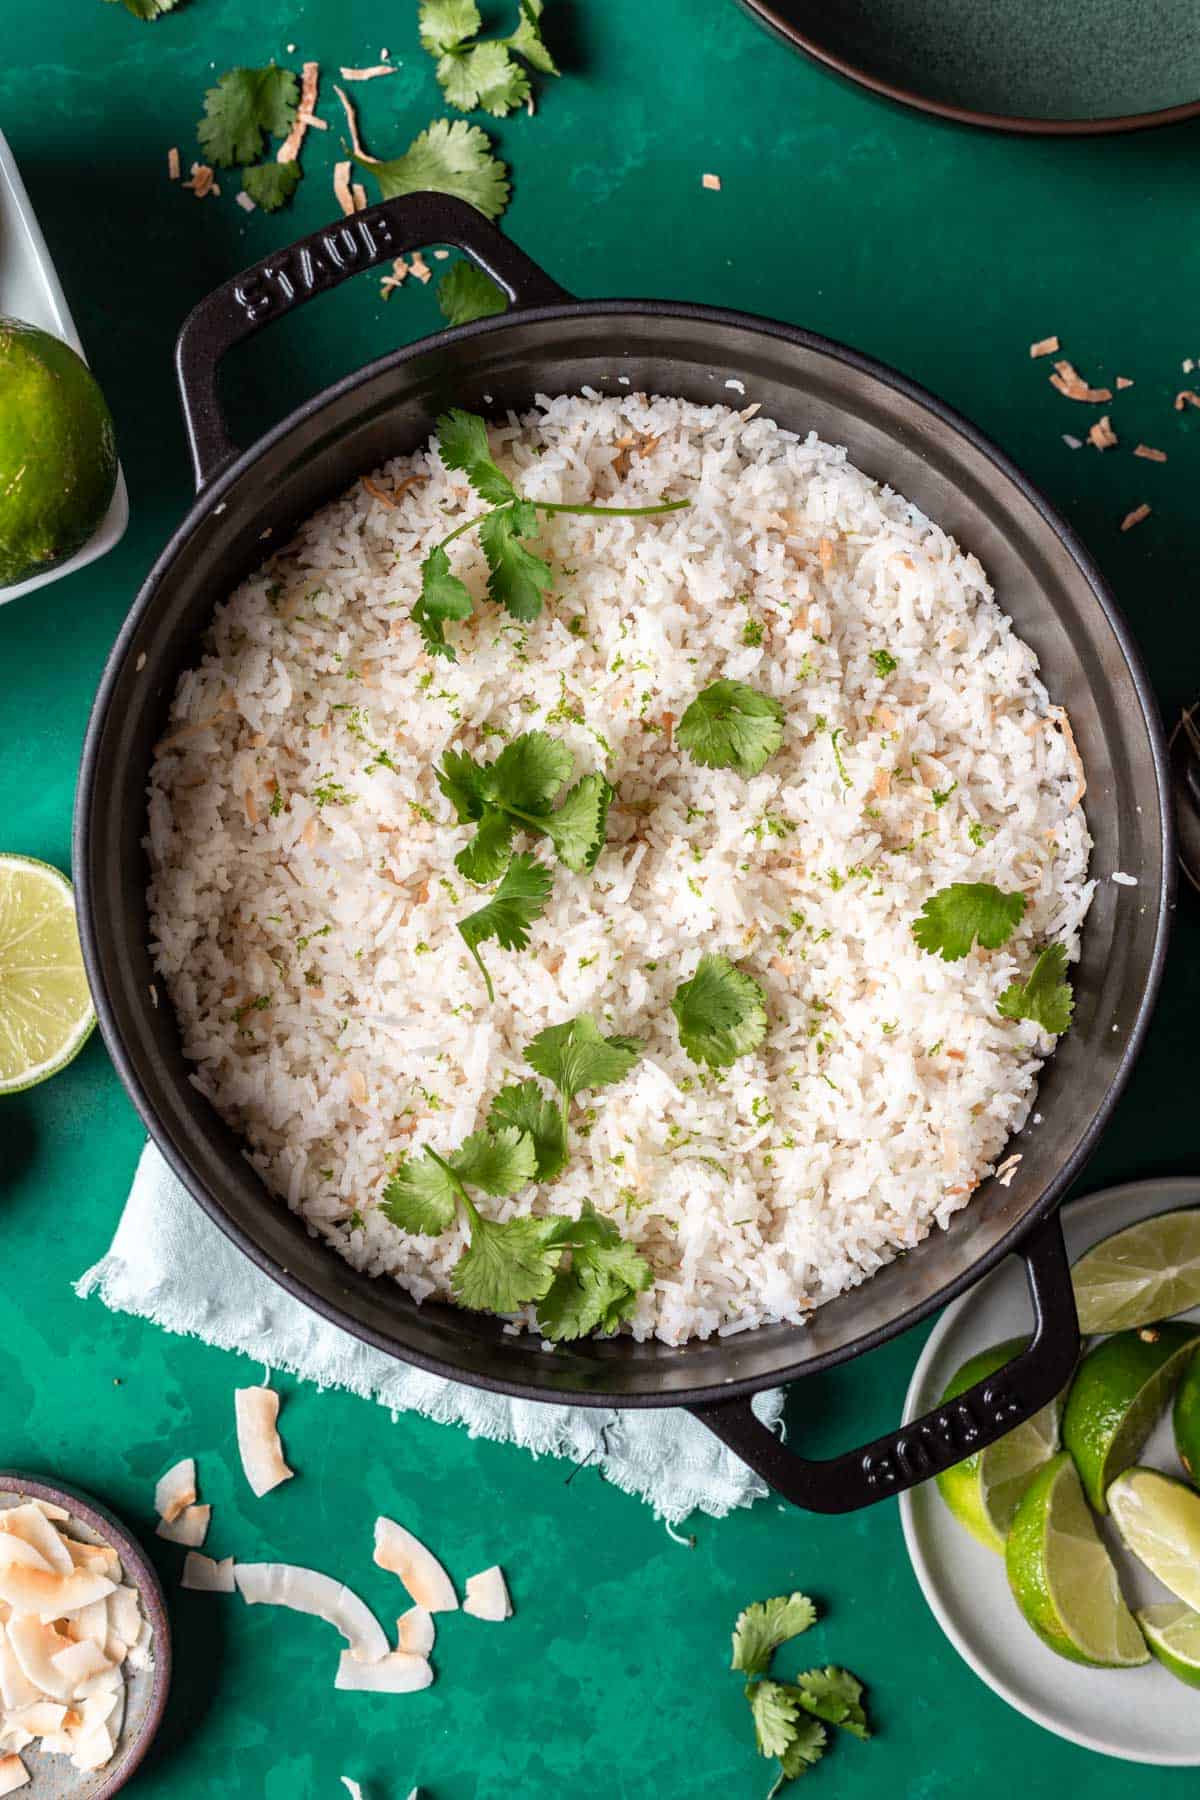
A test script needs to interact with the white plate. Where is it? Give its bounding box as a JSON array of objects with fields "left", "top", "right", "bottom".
[
  {"left": 0, "top": 128, "right": 128, "bottom": 603},
  {"left": 900, "top": 1178, "right": 1200, "bottom": 1766}
]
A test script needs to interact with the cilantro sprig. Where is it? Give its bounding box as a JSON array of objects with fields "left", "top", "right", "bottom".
[
  {"left": 998, "top": 941, "right": 1074, "bottom": 1034},
  {"left": 672, "top": 954, "right": 768, "bottom": 1069},
  {"left": 437, "top": 261, "right": 508, "bottom": 325},
  {"left": 911, "top": 882, "right": 1026, "bottom": 961},
  {"left": 677, "top": 679, "right": 785, "bottom": 776},
  {"left": 414, "top": 410, "right": 688, "bottom": 659},
  {"left": 438, "top": 730, "right": 613, "bottom": 883},
  {"left": 730, "top": 1593, "right": 872, "bottom": 1794},
  {"left": 457, "top": 852, "right": 552, "bottom": 1001},
  {"left": 198, "top": 66, "right": 298, "bottom": 167},
  {"left": 419, "top": 0, "right": 558, "bottom": 117},
  {"left": 382, "top": 1015, "right": 649, "bottom": 1337},
  {"left": 367, "top": 120, "right": 511, "bottom": 219}
]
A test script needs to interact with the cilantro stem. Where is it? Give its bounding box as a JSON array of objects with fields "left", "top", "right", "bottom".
[
  {"left": 534, "top": 499, "right": 691, "bottom": 519},
  {"left": 465, "top": 941, "right": 496, "bottom": 1004},
  {"left": 424, "top": 1147, "right": 481, "bottom": 1225}
]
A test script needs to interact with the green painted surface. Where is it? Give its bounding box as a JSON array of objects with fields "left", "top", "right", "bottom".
[{"left": 1, "top": 2, "right": 1199, "bottom": 1793}]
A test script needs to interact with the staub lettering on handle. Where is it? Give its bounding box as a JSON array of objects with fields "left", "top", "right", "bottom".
[
  {"left": 233, "top": 214, "right": 396, "bottom": 322},
  {"left": 860, "top": 1375, "right": 1025, "bottom": 1491}
]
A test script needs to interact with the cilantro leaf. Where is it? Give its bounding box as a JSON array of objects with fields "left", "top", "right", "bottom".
[
  {"left": 455, "top": 806, "right": 516, "bottom": 884},
  {"left": 677, "top": 679, "right": 785, "bottom": 776},
  {"left": 506, "top": 0, "right": 559, "bottom": 74},
  {"left": 479, "top": 505, "right": 554, "bottom": 620},
  {"left": 457, "top": 852, "right": 553, "bottom": 1000},
  {"left": 382, "top": 1149, "right": 460, "bottom": 1235},
  {"left": 437, "top": 261, "right": 508, "bottom": 326},
  {"left": 932, "top": 780, "right": 958, "bottom": 808},
  {"left": 869, "top": 648, "right": 897, "bottom": 677},
  {"left": 488, "top": 729, "right": 573, "bottom": 810},
  {"left": 772, "top": 1717, "right": 828, "bottom": 1789},
  {"left": 437, "top": 409, "right": 517, "bottom": 506},
  {"left": 911, "top": 882, "right": 1026, "bottom": 961},
  {"left": 997, "top": 941, "right": 1074, "bottom": 1034},
  {"left": 672, "top": 953, "right": 768, "bottom": 1069},
  {"left": 369, "top": 120, "right": 511, "bottom": 220},
  {"left": 525, "top": 1013, "right": 643, "bottom": 1119},
  {"left": 537, "top": 1201, "right": 653, "bottom": 1340},
  {"left": 198, "top": 66, "right": 299, "bottom": 168},
  {"left": 416, "top": 544, "right": 475, "bottom": 660},
  {"left": 419, "top": 0, "right": 481, "bottom": 54},
  {"left": 748, "top": 1680, "right": 800, "bottom": 1760},
  {"left": 439, "top": 40, "right": 531, "bottom": 115},
  {"left": 451, "top": 1212, "right": 568, "bottom": 1312},
  {"left": 487, "top": 1080, "right": 567, "bottom": 1181},
  {"left": 731, "top": 1593, "right": 817, "bottom": 1677},
  {"left": 437, "top": 747, "right": 491, "bottom": 821},
  {"left": 105, "top": 0, "right": 179, "bottom": 18},
  {"left": 791, "top": 1667, "right": 870, "bottom": 1740},
  {"left": 241, "top": 161, "right": 301, "bottom": 212},
  {"left": 452, "top": 1124, "right": 537, "bottom": 1195},
  {"left": 538, "top": 771, "right": 613, "bottom": 872}
]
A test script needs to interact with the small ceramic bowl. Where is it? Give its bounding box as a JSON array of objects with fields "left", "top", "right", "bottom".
[
  {"left": 0, "top": 130, "right": 129, "bottom": 606},
  {"left": 0, "top": 1473, "right": 171, "bottom": 1798}
]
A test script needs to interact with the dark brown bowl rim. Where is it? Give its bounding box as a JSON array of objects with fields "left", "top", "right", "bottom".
[
  {"left": 0, "top": 1473, "right": 172, "bottom": 1799},
  {"left": 735, "top": 0, "right": 1200, "bottom": 136}
]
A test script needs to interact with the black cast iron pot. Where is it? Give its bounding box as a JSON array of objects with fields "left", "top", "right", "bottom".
[{"left": 74, "top": 193, "right": 1174, "bottom": 1512}]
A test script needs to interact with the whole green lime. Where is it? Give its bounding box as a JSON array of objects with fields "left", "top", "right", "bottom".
[
  {"left": 0, "top": 317, "right": 117, "bottom": 586},
  {"left": 1174, "top": 1356, "right": 1200, "bottom": 1485}
]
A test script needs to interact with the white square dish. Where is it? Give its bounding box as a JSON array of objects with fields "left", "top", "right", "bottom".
[{"left": 0, "top": 127, "right": 129, "bottom": 605}]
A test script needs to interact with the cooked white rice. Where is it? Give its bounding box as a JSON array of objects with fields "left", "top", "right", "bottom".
[{"left": 146, "top": 392, "right": 1093, "bottom": 1346}]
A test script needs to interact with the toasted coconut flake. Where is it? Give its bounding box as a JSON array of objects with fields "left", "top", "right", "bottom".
[
  {"left": 1175, "top": 389, "right": 1200, "bottom": 411},
  {"left": 71, "top": 1720, "right": 114, "bottom": 1773},
  {"left": 0, "top": 1506, "right": 73, "bottom": 1575},
  {"left": 181, "top": 1553, "right": 236, "bottom": 1593},
  {"left": 0, "top": 1733, "right": 29, "bottom": 1759},
  {"left": 1134, "top": 442, "right": 1167, "bottom": 462},
  {"left": 374, "top": 1519, "right": 457, "bottom": 1613},
  {"left": 1049, "top": 359, "right": 1111, "bottom": 403},
  {"left": 235, "top": 1386, "right": 295, "bottom": 1497},
  {"left": 463, "top": 1565, "right": 512, "bottom": 1621},
  {"left": 994, "top": 1153, "right": 1022, "bottom": 1188},
  {"left": 124, "top": 1619, "right": 154, "bottom": 1674},
  {"left": 0, "top": 1756, "right": 28, "bottom": 1795},
  {"left": 409, "top": 251, "right": 432, "bottom": 285},
  {"left": 0, "top": 1627, "right": 40, "bottom": 1711},
  {"left": 28, "top": 1503, "right": 68, "bottom": 1523},
  {"left": 51, "top": 1639, "right": 112, "bottom": 1695},
  {"left": 361, "top": 477, "right": 396, "bottom": 509},
  {"left": 155, "top": 1458, "right": 197, "bottom": 1523},
  {"left": 1048, "top": 705, "right": 1086, "bottom": 807},
  {"left": 6, "top": 1702, "right": 66, "bottom": 1736},
  {"left": 1121, "top": 502, "right": 1151, "bottom": 532},
  {"left": 108, "top": 1586, "right": 141, "bottom": 1650},
  {"left": 279, "top": 60, "right": 321, "bottom": 163},
  {"left": 342, "top": 1782, "right": 365, "bottom": 1800},
  {"left": 157, "top": 1504, "right": 211, "bottom": 1548},
  {"left": 380, "top": 256, "right": 410, "bottom": 299},
  {"left": 183, "top": 162, "right": 220, "bottom": 199},
  {"left": 1116, "top": 375, "right": 1134, "bottom": 388},
  {"left": 352, "top": 183, "right": 368, "bottom": 212},
  {"left": 234, "top": 1563, "right": 389, "bottom": 1663},
  {"left": 340, "top": 65, "right": 395, "bottom": 79},
  {"left": 167, "top": 146, "right": 180, "bottom": 181},
  {"left": 701, "top": 172, "right": 721, "bottom": 190},
  {"left": 333, "top": 85, "right": 378, "bottom": 163},
  {"left": 1087, "top": 414, "right": 1117, "bottom": 450},
  {"left": 1028, "top": 335, "right": 1059, "bottom": 358},
  {"left": 69, "top": 1599, "right": 110, "bottom": 1650},
  {"left": 64, "top": 1539, "right": 119, "bottom": 1578},
  {"left": 5, "top": 1617, "right": 74, "bottom": 1698},
  {"left": 334, "top": 161, "right": 356, "bottom": 217},
  {"left": 395, "top": 1606, "right": 435, "bottom": 1656},
  {"left": 0, "top": 1565, "right": 115, "bottom": 1625},
  {"left": 1062, "top": 434, "right": 1082, "bottom": 449},
  {"left": 0, "top": 1539, "right": 52, "bottom": 1575},
  {"left": 334, "top": 1649, "right": 433, "bottom": 1693},
  {"left": 236, "top": 190, "right": 257, "bottom": 213}
]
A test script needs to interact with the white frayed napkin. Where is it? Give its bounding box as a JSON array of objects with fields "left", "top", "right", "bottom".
[{"left": 76, "top": 1143, "right": 783, "bottom": 1526}]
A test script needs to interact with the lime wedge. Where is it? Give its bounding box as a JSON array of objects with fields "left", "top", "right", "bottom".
[
  {"left": 935, "top": 1337, "right": 1064, "bottom": 1553},
  {"left": 1006, "top": 1452, "right": 1148, "bottom": 1667},
  {"left": 0, "top": 854, "right": 94, "bottom": 1093},
  {"left": 1109, "top": 1467, "right": 1200, "bottom": 1610},
  {"left": 1137, "top": 1602, "right": 1200, "bottom": 1687},
  {"left": 1073, "top": 1211, "right": 1200, "bottom": 1334},
  {"left": 1174, "top": 1355, "right": 1200, "bottom": 1485},
  {"left": 1061, "top": 1323, "right": 1198, "bottom": 1512}
]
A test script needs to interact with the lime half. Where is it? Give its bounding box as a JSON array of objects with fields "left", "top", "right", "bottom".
[
  {"left": 1006, "top": 1452, "right": 1148, "bottom": 1667},
  {"left": 1109, "top": 1467, "right": 1200, "bottom": 1610},
  {"left": 0, "top": 854, "right": 94, "bottom": 1093},
  {"left": 935, "top": 1337, "right": 1064, "bottom": 1553},
  {"left": 1061, "top": 1323, "right": 1198, "bottom": 1513},
  {"left": 1137, "top": 1602, "right": 1200, "bottom": 1688},
  {"left": 1073, "top": 1211, "right": 1200, "bottom": 1334}
]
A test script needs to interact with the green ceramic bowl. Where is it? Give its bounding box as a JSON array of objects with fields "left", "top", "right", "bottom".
[{"left": 736, "top": 0, "right": 1200, "bottom": 133}]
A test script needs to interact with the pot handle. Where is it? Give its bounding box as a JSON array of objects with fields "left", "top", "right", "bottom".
[
  {"left": 687, "top": 1211, "right": 1079, "bottom": 1514},
  {"left": 174, "top": 192, "right": 572, "bottom": 491}
]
